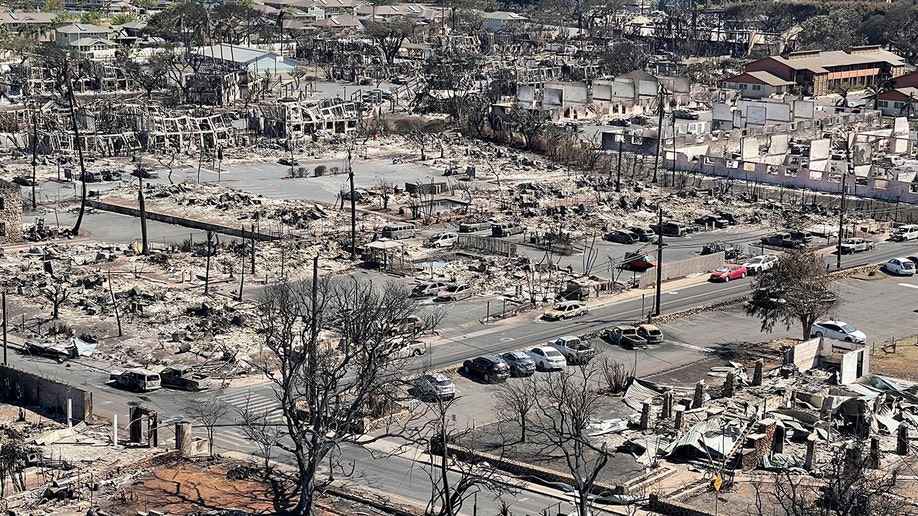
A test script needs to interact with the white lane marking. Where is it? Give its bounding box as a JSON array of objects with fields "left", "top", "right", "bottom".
[
  {"left": 670, "top": 342, "right": 716, "bottom": 353},
  {"left": 898, "top": 283, "right": 918, "bottom": 289}
]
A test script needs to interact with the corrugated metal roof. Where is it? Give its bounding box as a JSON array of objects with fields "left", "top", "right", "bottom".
[{"left": 767, "top": 49, "right": 905, "bottom": 74}]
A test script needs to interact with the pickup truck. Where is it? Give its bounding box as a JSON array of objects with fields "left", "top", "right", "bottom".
[
  {"left": 603, "top": 325, "right": 648, "bottom": 350},
  {"left": 761, "top": 232, "right": 805, "bottom": 249},
  {"left": 546, "top": 336, "right": 597, "bottom": 365},
  {"left": 839, "top": 238, "right": 875, "bottom": 254},
  {"left": 159, "top": 365, "right": 212, "bottom": 391}
]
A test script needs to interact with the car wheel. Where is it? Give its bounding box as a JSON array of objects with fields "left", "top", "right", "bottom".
[
  {"left": 483, "top": 373, "right": 490, "bottom": 383},
  {"left": 741, "top": 272, "right": 746, "bottom": 278},
  {"left": 462, "top": 365, "right": 470, "bottom": 374},
  {"left": 815, "top": 332, "right": 824, "bottom": 338},
  {"left": 413, "top": 349, "right": 422, "bottom": 356},
  {"left": 723, "top": 276, "right": 730, "bottom": 282},
  {"left": 844, "top": 337, "right": 853, "bottom": 342}
]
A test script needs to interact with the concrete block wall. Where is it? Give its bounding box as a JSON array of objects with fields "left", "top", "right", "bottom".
[
  {"left": 0, "top": 365, "right": 93, "bottom": 421},
  {"left": 637, "top": 252, "right": 725, "bottom": 288},
  {"left": 648, "top": 494, "right": 716, "bottom": 516},
  {"left": 787, "top": 338, "right": 821, "bottom": 371}
]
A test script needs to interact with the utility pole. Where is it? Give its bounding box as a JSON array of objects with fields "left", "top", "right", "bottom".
[
  {"left": 138, "top": 176, "right": 149, "bottom": 255},
  {"left": 616, "top": 137, "right": 623, "bottom": 192},
  {"left": 31, "top": 105, "right": 37, "bottom": 210},
  {"left": 2, "top": 291, "right": 6, "bottom": 366},
  {"left": 836, "top": 147, "right": 850, "bottom": 270},
  {"left": 654, "top": 207, "right": 663, "bottom": 317},
  {"left": 347, "top": 147, "right": 356, "bottom": 261},
  {"left": 652, "top": 85, "right": 667, "bottom": 184}
]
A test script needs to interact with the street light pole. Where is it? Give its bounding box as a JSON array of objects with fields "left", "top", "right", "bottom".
[
  {"left": 836, "top": 143, "right": 851, "bottom": 270},
  {"left": 654, "top": 207, "right": 663, "bottom": 317}
]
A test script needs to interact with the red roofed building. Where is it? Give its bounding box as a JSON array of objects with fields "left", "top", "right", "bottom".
[{"left": 724, "top": 46, "right": 906, "bottom": 97}]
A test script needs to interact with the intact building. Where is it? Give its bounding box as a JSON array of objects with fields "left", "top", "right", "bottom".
[{"left": 724, "top": 46, "right": 906, "bottom": 96}]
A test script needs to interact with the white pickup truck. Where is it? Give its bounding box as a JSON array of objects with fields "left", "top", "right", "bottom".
[{"left": 546, "top": 336, "right": 597, "bottom": 365}]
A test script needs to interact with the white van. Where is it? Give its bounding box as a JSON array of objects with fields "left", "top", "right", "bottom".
[
  {"left": 425, "top": 232, "right": 458, "bottom": 248},
  {"left": 890, "top": 224, "right": 918, "bottom": 242},
  {"left": 381, "top": 223, "right": 416, "bottom": 240}
]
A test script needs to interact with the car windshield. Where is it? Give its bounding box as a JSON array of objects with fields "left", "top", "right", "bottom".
[
  {"left": 840, "top": 324, "right": 856, "bottom": 333},
  {"left": 748, "top": 258, "right": 762, "bottom": 264},
  {"left": 546, "top": 350, "right": 563, "bottom": 358},
  {"left": 715, "top": 267, "right": 729, "bottom": 272}
]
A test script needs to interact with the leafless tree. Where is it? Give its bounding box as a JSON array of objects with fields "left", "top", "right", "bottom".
[
  {"left": 0, "top": 428, "right": 32, "bottom": 497},
  {"left": 750, "top": 439, "right": 910, "bottom": 516},
  {"left": 745, "top": 248, "right": 837, "bottom": 340},
  {"left": 496, "top": 376, "right": 538, "bottom": 444},
  {"left": 529, "top": 364, "right": 611, "bottom": 516},
  {"left": 375, "top": 178, "right": 394, "bottom": 211},
  {"left": 238, "top": 393, "right": 286, "bottom": 473},
  {"left": 252, "top": 275, "right": 442, "bottom": 516},
  {"left": 155, "top": 146, "right": 180, "bottom": 185},
  {"left": 187, "top": 397, "right": 231, "bottom": 458},
  {"left": 42, "top": 274, "right": 70, "bottom": 320},
  {"left": 422, "top": 396, "right": 520, "bottom": 516}
]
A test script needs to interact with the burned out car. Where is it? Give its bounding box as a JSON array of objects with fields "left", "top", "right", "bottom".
[
  {"left": 159, "top": 365, "right": 212, "bottom": 391},
  {"left": 603, "top": 325, "right": 648, "bottom": 349}
]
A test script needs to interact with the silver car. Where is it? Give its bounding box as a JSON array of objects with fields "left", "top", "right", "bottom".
[{"left": 414, "top": 373, "right": 456, "bottom": 400}]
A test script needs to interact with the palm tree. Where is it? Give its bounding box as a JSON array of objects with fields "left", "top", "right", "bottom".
[{"left": 899, "top": 92, "right": 916, "bottom": 118}]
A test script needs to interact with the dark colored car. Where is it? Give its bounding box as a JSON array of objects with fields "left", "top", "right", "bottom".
[
  {"left": 500, "top": 351, "right": 536, "bottom": 377},
  {"left": 630, "top": 115, "right": 650, "bottom": 125},
  {"left": 695, "top": 214, "right": 729, "bottom": 228},
  {"left": 609, "top": 118, "right": 631, "bottom": 127},
  {"left": 605, "top": 229, "right": 638, "bottom": 244},
  {"left": 462, "top": 355, "right": 511, "bottom": 383}
]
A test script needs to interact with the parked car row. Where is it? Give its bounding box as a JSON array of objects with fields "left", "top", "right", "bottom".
[
  {"left": 410, "top": 281, "right": 473, "bottom": 301},
  {"left": 110, "top": 365, "right": 212, "bottom": 392},
  {"left": 602, "top": 324, "right": 664, "bottom": 349}
]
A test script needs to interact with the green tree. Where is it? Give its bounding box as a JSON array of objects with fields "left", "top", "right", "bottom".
[
  {"left": 110, "top": 13, "right": 136, "bottom": 25},
  {"left": 78, "top": 9, "right": 103, "bottom": 26},
  {"left": 745, "top": 249, "right": 836, "bottom": 341},
  {"left": 364, "top": 16, "right": 417, "bottom": 65},
  {"left": 795, "top": 9, "right": 865, "bottom": 51}
]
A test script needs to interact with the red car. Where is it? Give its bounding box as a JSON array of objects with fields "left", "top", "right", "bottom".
[
  {"left": 709, "top": 264, "right": 747, "bottom": 282},
  {"left": 624, "top": 252, "right": 657, "bottom": 271}
]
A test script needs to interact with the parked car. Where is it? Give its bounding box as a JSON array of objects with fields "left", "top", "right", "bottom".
[
  {"left": 500, "top": 351, "right": 536, "bottom": 377},
  {"left": 788, "top": 230, "right": 814, "bottom": 246},
  {"left": 414, "top": 373, "right": 455, "bottom": 400},
  {"left": 604, "top": 229, "right": 638, "bottom": 244},
  {"left": 462, "top": 355, "right": 511, "bottom": 383},
  {"left": 458, "top": 221, "right": 492, "bottom": 233},
  {"left": 717, "top": 211, "right": 740, "bottom": 225},
  {"left": 602, "top": 325, "right": 648, "bottom": 349},
  {"left": 159, "top": 365, "right": 212, "bottom": 391},
  {"left": 391, "top": 339, "right": 427, "bottom": 358},
  {"left": 743, "top": 255, "right": 779, "bottom": 274},
  {"left": 608, "top": 118, "right": 631, "bottom": 127},
  {"left": 436, "top": 283, "right": 473, "bottom": 301},
  {"left": 673, "top": 108, "right": 700, "bottom": 120},
  {"left": 709, "top": 264, "right": 747, "bottom": 282},
  {"left": 636, "top": 324, "right": 664, "bottom": 345},
  {"left": 411, "top": 281, "right": 449, "bottom": 298},
  {"left": 278, "top": 157, "right": 298, "bottom": 166},
  {"left": 390, "top": 315, "right": 424, "bottom": 335},
  {"left": 761, "top": 233, "right": 804, "bottom": 249},
  {"left": 622, "top": 252, "right": 657, "bottom": 271},
  {"left": 810, "top": 320, "right": 866, "bottom": 344},
  {"left": 889, "top": 224, "right": 918, "bottom": 242},
  {"left": 543, "top": 301, "right": 588, "bottom": 320},
  {"left": 528, "top": 346, "right": 567, "bottom": 371},
  {"left": 546, "top": 336, "right": 597, "bottom": 365},
  {"left": 627, "top": 226, "right": 656, "bottom": 242},
  {"left": 839, "top": 238, "right": 876, "bottom": 254},
  {"left": 884, "top": 257, "right": 916, "bottom": 276},
  {"left": 25, "top": 340, "right": 77, "bottom": 362},
  {"left": 702, "top": 241, "right": 741, "bottom": 260},
  {"left": 491, "top": 222, "right": 526, "bottom": 237},
  {"left": 630, "top": 115, "right": 650, "bottom": 125},
  {"left": 425, "top": 232, "right": 458, "bottom": 248},
  {"left": 110, "top": 368, "right": 162, "bottom": 392},
  {"left": 694, "top": 214, "right": 729, "bottom": 228}
]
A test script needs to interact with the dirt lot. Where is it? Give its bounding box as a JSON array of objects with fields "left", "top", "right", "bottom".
[{"left": 865, "top": 336, "right": 918, "bottom": 381}]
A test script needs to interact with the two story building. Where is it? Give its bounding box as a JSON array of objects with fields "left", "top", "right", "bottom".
[{"left": 723, "top": 46, "right": 906, "bottom": 97}]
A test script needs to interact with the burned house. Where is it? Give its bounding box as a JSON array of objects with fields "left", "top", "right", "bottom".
[{"left": 0, "top": 179, "right": 23, "bottom": 244}]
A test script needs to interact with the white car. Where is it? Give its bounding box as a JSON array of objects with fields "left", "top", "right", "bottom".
[
  {"left": 528, "top": 346, "right": 567, "bottom": 371},
  {"left": 885, "top": 258, "right": 916, "bottom": 276},
  {"left": 425, "top": 232, "right": 458, "bottom": 248},
  {"left": 414, "top": 373, "right": 455, "bottom": 400},
  {"left": 810, "top": 321, "right": 866, "bottom": 344},
  {"left": 743, "top": 255, "right": 778, "bottom": 274},
  {"left": 542, "top": 301, "right": 588, "bottom": 320}
]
